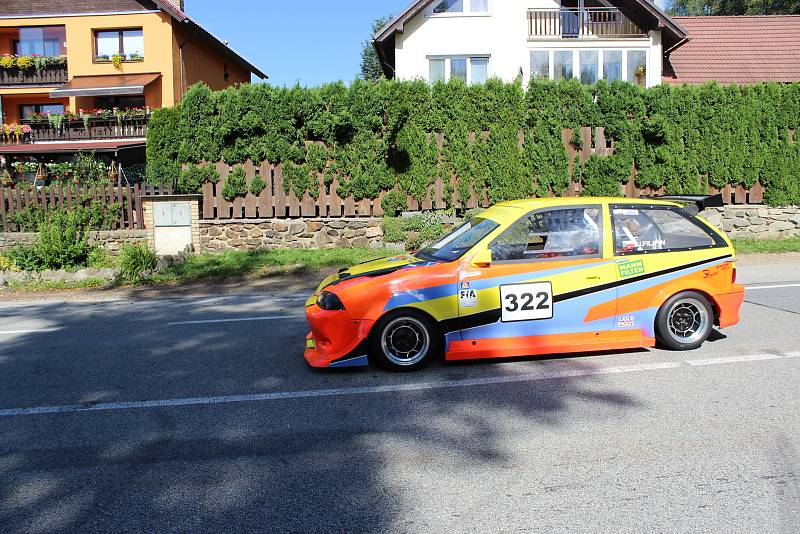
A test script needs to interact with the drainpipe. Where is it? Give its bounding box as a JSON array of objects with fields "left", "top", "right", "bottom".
[{"left": 178, "top": 38, "right": 190, "bottom": 100}]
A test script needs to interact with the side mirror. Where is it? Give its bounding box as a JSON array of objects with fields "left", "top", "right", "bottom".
[{"left": 471, "top": 248, "right": 493, "bottom": 268}]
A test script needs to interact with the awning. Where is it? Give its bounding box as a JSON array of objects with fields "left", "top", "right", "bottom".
[
  {"left": 49, "top": 73, "right": 161, "bottom": 98},
  {"left": 0, "top": 140, "right": 146, "bottom": 155}
]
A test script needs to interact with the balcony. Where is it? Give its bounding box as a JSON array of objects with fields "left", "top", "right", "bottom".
[
  {"left": 0, "top": 59, "right": 69, "bottom": 87},
  {"left": 1, "top": 113, "right": 150, "bottom": 145},
  {"left": 528, "top": 8, "right": 646, "bottom": 39}
]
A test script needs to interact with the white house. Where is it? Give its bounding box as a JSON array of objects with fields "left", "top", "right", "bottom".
[{"left": 373, "top": 0, "right": 688, "bottom": 88}]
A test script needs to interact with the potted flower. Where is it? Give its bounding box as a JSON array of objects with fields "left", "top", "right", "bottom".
[
  {"left": 0, "top": 169, "right": 13, "bottom": 188},
  {"left": 111, "top": 54, "right": 125, "bottom": 71},
  {"left": 634, "top": 64, "right": 646, "bottom": 86}
]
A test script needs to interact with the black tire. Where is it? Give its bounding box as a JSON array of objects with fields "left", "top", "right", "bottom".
[
  {"left": 369, "top": 309, "right": 441, "bottom": 371},
  {"left": 655, "top": 291, "right": 714, "bottom": 351}
]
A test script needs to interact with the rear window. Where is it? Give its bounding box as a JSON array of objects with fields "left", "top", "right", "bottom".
[{"left": 612, "top": 207, "right": 717, "bottom": 255}]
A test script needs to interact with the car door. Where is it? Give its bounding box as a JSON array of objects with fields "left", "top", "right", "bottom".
[{"left": 455, "top": 204, "right": 618, "bottom": 355}]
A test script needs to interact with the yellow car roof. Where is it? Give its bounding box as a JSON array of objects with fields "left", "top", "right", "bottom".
[{"left": 494, "top": 197, "right": 682, "bottom": 210}]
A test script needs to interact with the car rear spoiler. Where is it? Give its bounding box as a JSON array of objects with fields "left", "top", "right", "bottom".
[{"left": 641, "top": 194, "right": 725, "bottom": 216}]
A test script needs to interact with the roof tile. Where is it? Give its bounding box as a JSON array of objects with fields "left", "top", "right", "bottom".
[{"left": 664, "top": 15, "right": 800, "bottom": 84}]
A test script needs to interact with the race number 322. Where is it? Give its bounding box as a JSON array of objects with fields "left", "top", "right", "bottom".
[{"left": 500, "top": 282, "right": 553, "bottom": 322}]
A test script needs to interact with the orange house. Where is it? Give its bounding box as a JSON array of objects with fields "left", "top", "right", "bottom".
[{"left": 0, "top": 0, "right": 266, "bottom": 165}]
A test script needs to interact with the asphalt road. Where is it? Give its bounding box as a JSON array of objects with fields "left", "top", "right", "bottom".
[{"left": 0, "top": 258, "right": 799, "bottom": 533}]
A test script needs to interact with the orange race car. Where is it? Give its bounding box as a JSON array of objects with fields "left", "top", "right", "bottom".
[{"left": 305, "top": 196, "right": 744, "bottom": 371}]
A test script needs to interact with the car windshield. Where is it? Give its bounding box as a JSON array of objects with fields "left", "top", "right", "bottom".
[{"left": 417, "top": 218, "right": 499, "bottom": 262}]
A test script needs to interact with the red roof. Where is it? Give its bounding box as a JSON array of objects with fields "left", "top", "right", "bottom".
[{"left": 664, "top": 15, "right": 800, "bottom": 84}]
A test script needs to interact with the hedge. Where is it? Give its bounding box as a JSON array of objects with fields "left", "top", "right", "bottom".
[{"left": 147, "top": 78, "right": 800, "bottom": 206}]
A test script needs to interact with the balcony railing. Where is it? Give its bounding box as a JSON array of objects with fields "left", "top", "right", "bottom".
[
  {"left": 528, "top": 8, "right": 646, "bottom": 39},
  {"left": 0, "top": 115, "right": 150, "bottom": 145},
  {"left": 0, "top": 60, "right": 69, "bottom": 86}
]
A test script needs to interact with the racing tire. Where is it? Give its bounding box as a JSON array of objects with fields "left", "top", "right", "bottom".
[
  {"left": 369, "top": 309, "right": 441, "bottom": 372},
  {"left": 655, "top": 291, "right": 714, "bottom": 351}
]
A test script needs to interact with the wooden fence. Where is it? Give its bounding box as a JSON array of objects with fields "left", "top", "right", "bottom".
[
  {"left": 201, "top": 126, "right": 768, "bottom": 220},
  {"left": 0, "top": 183, "right": 172, "bottom": 232}
]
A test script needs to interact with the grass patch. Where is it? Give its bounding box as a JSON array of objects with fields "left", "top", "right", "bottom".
[
  {"left": 733, "top": 237, "right": 800, "bottom": 254},
  {"left": 6, "top": 278, "right": 108, "bottom": 292},
  {"left": 144, "top": 248, "right": 398, "bottom": 286}
]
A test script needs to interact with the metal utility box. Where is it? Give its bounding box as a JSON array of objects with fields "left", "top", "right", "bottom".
[
  {"left": 154, "top": 202, "right": 192, "bottom": 227},
  {"left": 144, "top": 197, "right": 200, "bottom": 255}
]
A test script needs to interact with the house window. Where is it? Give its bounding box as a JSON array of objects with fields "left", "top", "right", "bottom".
[
  {"left": 579, "top": 51, "right": 598, "bottom": 84},
  {"left": 20, "top": 104, "right": 65, "bottom": 120},
  {"left": 96, "top": 96, "right": 146, "bottom": 110},
  {"left": 553, "top": 51, "right": 573, "bottom": 81},
  {"left": 627, "top": 50, "right": 647, "bottom": 86},
  {"left": 432, "top": 0, "right": 488, "bottom": 14},
  {"left": 15, "top": 26, "right": 66, "bottom": 56},
  {"left": 429, "top": 58, "right": 446, "bottom": 83},
  {"left": 451, "top": 58, "right": 467, "bottom": 82},
  {"left": 95, "top": 29, "right": 144, "bottom": 60},
  {"left": 603, "top": 50, "right": 622, "bottom": 82},
  {"left": 530, "top": 50, "right": 549, "bottom": 80},
  {"left": 433, "top": 0, "right": 463, "bottom": 13},
  {"left": 428, "top": 56, "right": 490, "bottom": 84},
  {"left": 470, "top": 57, "right": 488, "bottom": 84}
]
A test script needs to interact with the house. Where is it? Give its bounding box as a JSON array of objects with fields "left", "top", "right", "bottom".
[
  {"left": 663, "top": 15, "right": 800, "bottom": 84},
  {"left": 0, "top": 0, "right": 266, "bottom": 174},
  {"left": 374, "top": 0, "right": 687, "bottom": 88}
]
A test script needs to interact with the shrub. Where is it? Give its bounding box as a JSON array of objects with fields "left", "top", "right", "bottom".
[
  {"left": 221, "top": 166, "right": 248, "bottom": 200},
  {"left": 11, "top": 200, "right": 121, "bottom": 232},
  {"left": 178, "top": 164, "right": 220, "bottom": 194},
  {"left": 146, "top": 105, "right": 182, "bottom": 186},
  {"left": 249, "top": 174, "right": 267, "bottom": 195},
  {"left": 381, "top": 212, "right": 448, "bottom": 250},
  {"left": 33, "top": 210, "right": 92, "bottom": 269},
  {"left": 119, "top": 244, "right": 158, "bottom": 281},
  {"left": 0, "top": 254, "right": 19, "bottom": 272},
  {"left": 86, "top": 248, "right": 116, "bottom": 269}
]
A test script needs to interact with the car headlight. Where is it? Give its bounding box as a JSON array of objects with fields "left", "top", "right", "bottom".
[{"left": 317, "top": 291, "right": 345, "bottom": 311}]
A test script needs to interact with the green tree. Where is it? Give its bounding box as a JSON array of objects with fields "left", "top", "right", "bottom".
[
  {"left": 668, "top": 0, "right": 800, "bottom": 15},
  {"left": 360, "top": 15, "right": 393, "bottom": 82}
]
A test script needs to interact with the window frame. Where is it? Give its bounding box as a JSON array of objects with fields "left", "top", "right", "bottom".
[
  {"left": 489, "top": 204, "right": 605, "bottom": 264},
  {"left": 20, "top": 103, "right": 65, "bottom": 120},
  {"left": 93, "top": 27, "right": 144, "bottom": 62},
  {"left": 528, "top": 48, "right": 649, "bottom": 86},
  {"left": 610, "top": 204, "right": 727, "bottom": 257},
  {"left": 427, "top": 55, "right": 491, "bottom": 85},
  {"left": 429, "top": 0, "right": 491, "bottom": 16}
]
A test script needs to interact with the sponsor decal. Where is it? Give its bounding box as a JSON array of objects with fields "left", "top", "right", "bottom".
[
  {"left": 617, "top": 259, "right": 646, "bottom": 278},
  {"left": 459, "top": 285, "right": 478, "bottom": 308},
  {"left": 617, "top": 315, "right": 635, "bottom": 328}
]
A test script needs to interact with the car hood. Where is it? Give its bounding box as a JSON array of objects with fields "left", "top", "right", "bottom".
[{"left": 311, "top": 253, "right": 427, "bottom": 299}]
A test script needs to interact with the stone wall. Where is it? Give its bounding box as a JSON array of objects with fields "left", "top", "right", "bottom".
[
  {"left": 0, "top": 230, "right": 148, "bottom": 255},
  {"left": 200, "top": 219, "right": 384, "bottom": 251},
  {"left": 700, "top": 206, "right": 800, "bottom": 239}
]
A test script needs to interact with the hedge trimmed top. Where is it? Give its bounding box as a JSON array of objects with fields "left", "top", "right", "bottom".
[{"left": 147, "top": 79, "right": 800, "bottom": 207}]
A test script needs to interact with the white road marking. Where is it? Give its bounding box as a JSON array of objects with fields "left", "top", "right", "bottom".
[
  {"left": 745, "top": 283, "right": 800, "bottom": 291},
  {"left": 0, "top": 329, "right": 57, "bottom": 336},
  {"left": 168, "top": 315, "right": 305, "bottom": 326},
  {"left": 1, "top": 351, "right": 798, "bottom": 418}
]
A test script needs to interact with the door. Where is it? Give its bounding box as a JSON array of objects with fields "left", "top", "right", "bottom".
[{"left": 455, "top": 205, "right": 618, "bottom": 358}]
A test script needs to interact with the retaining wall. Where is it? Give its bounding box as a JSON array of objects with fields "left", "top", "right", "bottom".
[
  {"left": 0, "top": 230, "right": 148, "bottom": 254},
  {"left": 700, "top": 205, "right": 800, "bottom": 239},
  {"left": 200, "top": 219, "right": 384, "bottom": 251}
]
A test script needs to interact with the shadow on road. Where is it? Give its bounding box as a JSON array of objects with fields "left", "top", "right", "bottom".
[{"left": 0, "top": 297, "right": 643, "bottom": 532}]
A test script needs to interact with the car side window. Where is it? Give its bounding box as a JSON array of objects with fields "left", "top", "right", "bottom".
[
  {"left": 490, "top": 207, "right": 602, "bottom": 262},
  {"left": 612, "top": 207, "right": 715, "bottom": 255}
]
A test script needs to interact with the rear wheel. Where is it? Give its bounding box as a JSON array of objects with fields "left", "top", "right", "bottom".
[
  {"left": 655, "top": 291, "right": 714, "bottom": 351},
  {"left": 369, "top": 310, "right": 440, "bottom": 371}
]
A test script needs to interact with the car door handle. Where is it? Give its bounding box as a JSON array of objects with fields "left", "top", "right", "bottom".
[{"left": 586, "top": 276, "right": 601, "bottom": 280}]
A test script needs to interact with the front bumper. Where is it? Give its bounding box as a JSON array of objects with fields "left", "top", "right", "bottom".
[{"left": 304, "top": 303, "right": 373, "bottom": 368}]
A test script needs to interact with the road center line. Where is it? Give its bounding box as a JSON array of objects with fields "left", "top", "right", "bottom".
[
  {"left": 745, "top": 283, "right": 800, "bottom": 291},
  {"left": 168, "top": 315, "right": 305, "bottom": 326},
  {"left": 1, "top": 351, "right": 797, "bottom": 418}
]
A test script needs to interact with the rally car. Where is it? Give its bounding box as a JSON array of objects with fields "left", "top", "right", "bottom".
[{"left": 304, "top": 196, "right": 744, "bottom": 371}]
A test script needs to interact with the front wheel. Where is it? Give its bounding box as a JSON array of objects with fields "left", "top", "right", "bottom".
[
  {"left": 369, "top": 310, "right": 440, "bottom": 371},
  {"left": 655, "top": 291, "right": 714, "bottom": 351}
]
